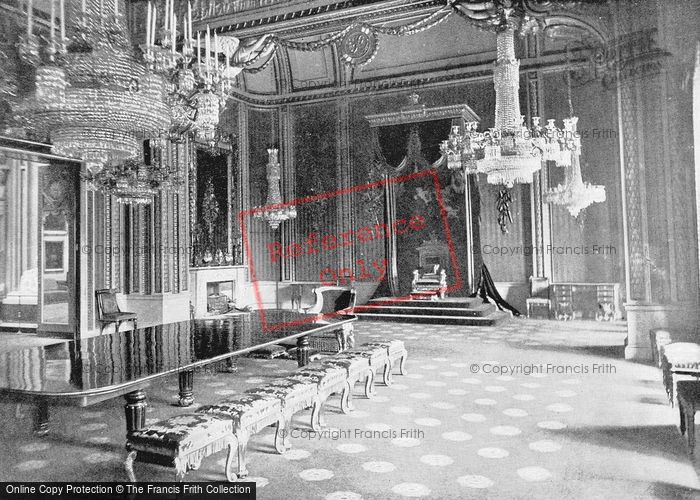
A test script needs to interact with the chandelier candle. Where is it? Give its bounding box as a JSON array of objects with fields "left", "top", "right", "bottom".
[
  {"left": 60, "top": 0, "right": 65, "bottom": 41},
  {"left": 27, "top": 0, "right": 33, "bottom": 37}
]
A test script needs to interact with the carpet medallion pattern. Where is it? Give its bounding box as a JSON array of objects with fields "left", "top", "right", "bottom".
[{"left": 1, "top": 320, "right": 699, "bottom": 499}]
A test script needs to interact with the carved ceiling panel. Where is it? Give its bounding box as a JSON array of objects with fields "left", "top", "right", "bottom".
[
  {"left": 287, "top": 41, "right": 336, "bottom": 91},
  {"left": 357, "top": 16, "right": 496, "bottom": 81},
  {"left": 242, "top": 62, "right": 279, "bottom": 95}
]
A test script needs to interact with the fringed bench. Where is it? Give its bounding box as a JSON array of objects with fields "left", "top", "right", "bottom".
[
  {"left": 343, "top": 346, "right": 390, "bottom": 398},
  {"left": 285, "top": 365, "right": 348, "bottom": 429},
  {"left": 196, "top": 393, "right": 284, "bottom": 480},
  {"left": 125, "top": 413, "right": 236, "bottom": 482},
  {"left": 320, "top": 354, "right": 372, "bottom": 412},
  {"left": 361, "top": 340, "right": 408, "bottom": 385},
  {"left": 660, "top": 343, "right": 700, "bottom": 405},
  {"left": 245, "top": 379, "right": 318, "bottom": 449}
]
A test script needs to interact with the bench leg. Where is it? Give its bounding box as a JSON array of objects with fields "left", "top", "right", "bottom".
[
  {"left": 311, "top": 399, "right": 322, "bottom": 432},
  {"left": 364, "top": 369, "right": 376, "bottom": 399},
  {"left": 680, "top": 400, "right": 686, "bottom": 435},
  {"left": 178, "top": 370, "right": 194, "bottom": 407},
  {"left": 125, "top": 450, "right": 137, "bottom": 482},
  {"left": 340, "top": 380, "right": 353, "bottom": 414},
  {"left": 225, "top": 441, "right": 238, "bottom": 482},
  {"left": 236, "top": 431, "right": 250, "bottom": 479},
  {"left": 688, "top": 409, "right": 696, "bottom": 455},
  {"left": 274, "top": 417, "right": 288, "bottom": 454},
  {"left": 283, "top": 415, "right": 293, "bottom": 450},
  {"left": 383, "top": 360, "right": 393, "bottom": 387},
  {"left": 399, "top": 353, "right": 408, "bottom": 375}
]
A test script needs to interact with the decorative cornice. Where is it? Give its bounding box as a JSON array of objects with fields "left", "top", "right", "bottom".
[
  {"left": 226, "top": 49, "right": 591, "bottom": 107},
  {"left": 199, "top": 0, "right": 444, "bottom": 38}
]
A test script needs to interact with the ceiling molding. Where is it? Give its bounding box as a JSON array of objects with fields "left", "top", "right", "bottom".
[
  {"left": 196, "top": 0, "right": 445, "bottom": 38},
  {"left": 226, "top": 49, "right": 594, "bottom": 108}
]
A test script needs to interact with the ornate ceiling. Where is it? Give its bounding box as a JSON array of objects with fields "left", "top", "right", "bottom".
[
  {"left": 184, "top": 0, "right": 612, "bottom": 105},
  {"left": 0, "top": 0, "right": 612, "bottom": 111}
]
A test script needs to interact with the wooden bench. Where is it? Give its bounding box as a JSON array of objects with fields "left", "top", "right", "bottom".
[
  {"left": 343, "top": 346, "right": 390, "bottom": 398},
  {"left": 195, "top": 393, "right": 284, "bottom": 480},
  {"left": 284, "top": 365, "right": 348, "bottom": 429},
  {"left": 245, "top": 379, "right": 319, "bottom": 449},
  {"left": 320, "top": 355, "right": 372, "bottom": 412},
  {"left": 124, "top": 413, "right": 236, "bottom": 482},
  {"left": 360, "top": 340, "right": 408, "bottom": 386}
]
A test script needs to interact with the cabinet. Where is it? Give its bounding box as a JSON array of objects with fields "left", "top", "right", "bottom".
[{"left": 550, "top": 283, "right": 622, "bottom": 321}]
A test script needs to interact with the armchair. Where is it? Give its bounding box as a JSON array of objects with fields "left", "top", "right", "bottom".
[{"left": 302, "top": 286, "right": 356, "bottom": 353}]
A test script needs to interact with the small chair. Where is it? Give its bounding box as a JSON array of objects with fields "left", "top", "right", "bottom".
[{"left": 95, "top": 288, "right": 138, "bottom": 335}]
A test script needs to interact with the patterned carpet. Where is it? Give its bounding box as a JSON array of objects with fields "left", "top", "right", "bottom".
[{"left": 1, "top": 319, "right": 700, "bottom": 499}]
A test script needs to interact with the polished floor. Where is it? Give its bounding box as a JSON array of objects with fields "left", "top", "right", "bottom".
[{"left": 0, "top": 319, "right": 698, "bottom": 499}]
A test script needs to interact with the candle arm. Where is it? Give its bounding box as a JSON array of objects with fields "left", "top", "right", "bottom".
[{"left": 50, "top": 0, "right": 55, "bottom": 42}]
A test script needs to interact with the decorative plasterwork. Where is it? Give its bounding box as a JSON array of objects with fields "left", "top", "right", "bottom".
[
  {"left": 365, "top": 102, "right": 480, "bottom": 127},
  {"left": 197, "top": 0, "right": 443, "bottom": 38}
]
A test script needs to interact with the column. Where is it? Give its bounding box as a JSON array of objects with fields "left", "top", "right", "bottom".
[
  {"left": 524, "top": 32, "right": 553, "bottom": 282},
  {"left": 336, "top": 98, "right": 353, "bottom": 273}
]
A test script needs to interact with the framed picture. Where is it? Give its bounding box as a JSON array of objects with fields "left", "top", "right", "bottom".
[{"left": 44, "top": 240, "right": 64, "bottom": 273}]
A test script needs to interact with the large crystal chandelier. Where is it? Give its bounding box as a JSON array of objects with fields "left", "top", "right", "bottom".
[
  {"left": 476, "top": 24, "right": 541, "bottom": 187},
  {"left": 254, "top": 148, "right": 297, "bottom": 230},
  {"left": 19, "top": 0, "right": 171, "bottom": 167},
  {"left": 142, "top": 0, "right": 241, "bottom": 146},
  {"left": 440, "top": 18, "right": 578, "bottom": 187}
]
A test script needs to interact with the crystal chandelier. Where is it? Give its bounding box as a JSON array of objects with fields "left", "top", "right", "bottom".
[
  {"left": 19, "top": 0, "right": 171, "bottom": 167},
  {"left": 142, "top": 0, "right": 240, "bottom": 146},
  {"left": 543, "top": 101, "right": 605, "bottom": 215},
  {"left": 476, "top": 24, "right": 541, "bottom": 187},
  {"left": 254, "top": 148, "right": 297, "bottom": 230},
  {"left": 86, "top": 158, "right": 154, "bottom": 204},
  {"left": 440, "top": 19, "right": 578, "bottom": 187}
]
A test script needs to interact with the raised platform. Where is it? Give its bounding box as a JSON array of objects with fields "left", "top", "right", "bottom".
[{"left": 353, "top": 297, "right": 510, "bottom": 326}]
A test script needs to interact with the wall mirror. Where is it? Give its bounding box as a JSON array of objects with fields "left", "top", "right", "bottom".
[{"left": 0, "top": 137, "right": 80, "bottom": 337}]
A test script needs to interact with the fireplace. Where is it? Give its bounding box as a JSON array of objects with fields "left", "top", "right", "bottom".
[
  {"left": 189, "top": 266, "right": 247, "bottom": 319},
  {"left": 207, "top": 280, "right": 235, "bottom": 315}
]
